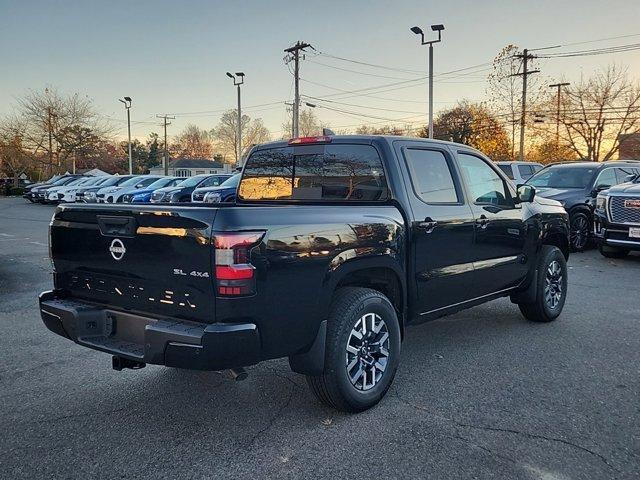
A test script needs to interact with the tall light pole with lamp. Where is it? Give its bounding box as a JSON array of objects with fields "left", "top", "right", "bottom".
[
  {"left": 226, "top": 72, "right": 245, "bottom": 166},
  {"left": 410, "top": 24, "right": 444, "bottom": 139},
  {"left": 119, "top": 97, "right": 133, "bottom": 174}
]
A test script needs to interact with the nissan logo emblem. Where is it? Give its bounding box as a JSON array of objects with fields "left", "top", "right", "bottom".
[{"left": 109, "top": 238, "right": 126, "bottom": 261}]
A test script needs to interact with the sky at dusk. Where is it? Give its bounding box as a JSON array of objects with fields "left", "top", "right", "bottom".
[{"left": 1, "top": 0, "right": 639, "bottom": 141}]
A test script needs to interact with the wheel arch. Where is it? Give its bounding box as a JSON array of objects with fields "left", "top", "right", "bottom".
[{"left": 289, "top": 257, "right": 406, "bottom": 376}]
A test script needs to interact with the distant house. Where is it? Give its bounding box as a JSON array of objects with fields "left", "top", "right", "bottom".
[
  {"left": 618, "top": 133, "right": 640, "bottom": 160},
  {"left": 148, "top": 158, "right": 233, "bottom": 177}
]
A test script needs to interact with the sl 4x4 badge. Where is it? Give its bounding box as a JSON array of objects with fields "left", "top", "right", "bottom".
[{"left": 173, "top": 269, "right": 210, "bottom": 278}]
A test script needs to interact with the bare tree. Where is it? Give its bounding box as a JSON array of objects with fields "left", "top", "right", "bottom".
[
  {"left": 281, "top": 109, "right": 323, "bottom": 138},
  {"left": 487, "top": 45, "right": 545, "bottom": 159},
  {"left": 1, "top": 88, "right": 113, "bottom": 175},
  {"left": 172, "top": 124, "right": 213, "bottom": 159},
  {"left": 211, "top": 110, "right": 270, "bottom": 163},
  {"left": 559, "top": 66, "right": 640, "bottom": 161},
  {"left": 0, "top": 134, "right": 31, "bottom": 185}
]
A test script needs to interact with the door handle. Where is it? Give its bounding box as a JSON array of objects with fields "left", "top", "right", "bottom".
[
  {"left": 475, "top": 214, "right": 489, "bottom": 229},
  {"left": 418, "top": 217, "right": 438, "bottom": 233}
]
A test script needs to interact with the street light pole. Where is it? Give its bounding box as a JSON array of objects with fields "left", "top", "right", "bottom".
[
  {"left": 411, "top": 24, "right": 444, "bottom": 139},
  {"left": 119, "top": 97, "right": 133, "bottom": 174},
  {"left": 227, "top": 72, "right": 245, "bottom": 166}
]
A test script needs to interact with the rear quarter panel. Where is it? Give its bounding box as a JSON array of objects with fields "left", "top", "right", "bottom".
[{"left": 213, "top": 204, "right": 406, "bottom": 359}]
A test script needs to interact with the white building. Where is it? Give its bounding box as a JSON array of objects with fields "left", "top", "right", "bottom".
[{"left": 149, "top": 159, "right": 233, "bottom": 177}]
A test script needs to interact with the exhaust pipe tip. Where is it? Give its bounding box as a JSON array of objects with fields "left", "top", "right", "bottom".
[
  {"left": 227, "top": 367, "right": 248, "bottom": 381},
  {"left": 112, "top": 356, "right": 146, "bottom": 371}
]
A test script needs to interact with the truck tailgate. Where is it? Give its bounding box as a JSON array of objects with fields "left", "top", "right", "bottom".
[{"left": 50, "top": 204, "right": 218, "bottom": 323}]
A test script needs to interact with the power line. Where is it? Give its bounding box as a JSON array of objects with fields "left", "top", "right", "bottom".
[{"left": 314, "top": 51, "right": 425, "bottom": 75}]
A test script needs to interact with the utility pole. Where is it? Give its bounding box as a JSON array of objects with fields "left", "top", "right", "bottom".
[
  {"left": 284, "top": 41, "right": 312, "bottom": 137},
  {"left": 284, "top": 102, "right": 294, "bottom": 138},
  {"left": 47, "top": 107, "right": 54, "bottom": 171},
  {"left": 156, "top": 114, "right": 175, "bottom": 176},
  {"left": 411, "top": 24, "right": 445, "bottom": 138},
  {"left": 549, "top": 82, "right": 570, "bottom": 151},
  {"left": 513, "top": 49, "right": 540, "bottom": 161},
  {"left": 226, "top": 72, "right": 245, "bottom": 166}
]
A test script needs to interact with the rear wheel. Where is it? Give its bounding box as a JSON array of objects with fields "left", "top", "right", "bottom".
[
  {"left": 306, "top": 287, "right": 401, "bottom": 413},
  {"left": 599, "top": 244, "right": 629, "bottom": 258},
  {"left": 569, "top": 211, "right": 590, "bottom": 251},
  {"left": 518, "top": 246, "right": 568, "bottom": 323}
]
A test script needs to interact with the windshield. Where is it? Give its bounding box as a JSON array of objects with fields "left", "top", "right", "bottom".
[
  {"left": 92, "top": 177, "right": 112, "bottom": 186},
  {"left": 118, "top": 176, "right": 147, "bottom": 187},
  {"left": 51, "top": 177, "right": 76, "bottom": 186},
  {"left": 46, "top": 175, "right": 62, "bottom": 184},
  {"left": 527, "top": 166, "right": 596, "bottom": 189},
  {"left": 146, "top": 177, "right": 178, "bottom": 189},
  {"left": 220, "top": 174, "right": 241, "bottom": 187},
  {"left": 64, "top": 177, "right": 88, "bottom": 187},
  {"left": 177, "top": 176, "right": 208, "bottom": 187}
]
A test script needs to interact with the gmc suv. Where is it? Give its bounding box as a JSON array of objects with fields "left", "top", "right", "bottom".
[
  {"left": 594, "top": 173, "right": 640, "bottom": 258},
  {"left": 40, "top": 135, "right": 570, "bottom": 412}
]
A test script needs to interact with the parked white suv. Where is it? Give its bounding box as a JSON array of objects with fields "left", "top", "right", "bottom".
[{"left": 495, "top": 161, "right": 543, "bottom": 185}]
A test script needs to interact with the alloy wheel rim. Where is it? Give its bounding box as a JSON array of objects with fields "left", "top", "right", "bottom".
[
  {"left": 570, "top": 216, "right": 589, "bottom": 249},
  {"left": 544, "top": 260, "right": 563, "bottom": 309},
  {"left": 345, "top": 313, "right": 390, "bottom": 391}
]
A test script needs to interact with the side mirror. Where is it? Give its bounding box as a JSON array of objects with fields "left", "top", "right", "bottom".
[
  {"left": 517, "top": 184, "right": 536, "bottom": 203},
  {"left": 591, "top": 184, "right": 609, "bottom": 197}
]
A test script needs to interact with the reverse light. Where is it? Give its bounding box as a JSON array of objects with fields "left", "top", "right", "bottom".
[
  {"left": 213, "top": 231, "right": 265, "bottom": 297},
  {"left": 288, "top": 136, "right": 332, "bottom": 145}
]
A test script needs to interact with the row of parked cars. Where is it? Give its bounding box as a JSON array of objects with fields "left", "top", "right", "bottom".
[
  {"left": 23, "top": 172, "right": 241, "bottom": 205},
  {"left": 21, "top": 157, "right": 640, "bottom": 259}
]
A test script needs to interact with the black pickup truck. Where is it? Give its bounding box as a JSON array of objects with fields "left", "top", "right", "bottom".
[{"left": 40, "top": 135, "right": 570, "bottom": 412}]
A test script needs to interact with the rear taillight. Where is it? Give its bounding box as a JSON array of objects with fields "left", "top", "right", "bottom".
[{"left": 213, "top": 231, "right": 264, "bottom": 297}]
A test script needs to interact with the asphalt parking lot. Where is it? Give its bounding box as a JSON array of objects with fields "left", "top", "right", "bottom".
[{"left": 1, "top": 197, "right": 639, "bottom": 480}]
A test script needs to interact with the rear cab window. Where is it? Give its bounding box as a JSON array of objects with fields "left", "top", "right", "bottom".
[{"left": 238, "top": 144, "right": 389, "bottom": 201}]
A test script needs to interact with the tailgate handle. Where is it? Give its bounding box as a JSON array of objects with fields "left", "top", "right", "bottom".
[{"left": 97, "top": 216, "right": 137, "bottom": 237}]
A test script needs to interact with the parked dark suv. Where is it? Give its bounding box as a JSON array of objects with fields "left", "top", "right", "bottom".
[
  {"left": 593, "top": 173, "right": 640, "bottom": 258},
  {"left": 526, "top": 161, "right": 640, "bottom": 250}
]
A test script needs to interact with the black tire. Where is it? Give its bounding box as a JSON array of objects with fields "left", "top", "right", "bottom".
[
  {"left": 518, "top": 245, "right": 568, "bottom": 323},
  {"left": 569, "top": 211, "right": 591, "bottom": 251},
  {"left": 599, "top": 244, "right": 629, "bottom": 259},
  {"left": 306, "top": 287, "right": 401, "bottom": 413}
]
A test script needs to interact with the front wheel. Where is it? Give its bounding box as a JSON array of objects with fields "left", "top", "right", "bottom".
[
  {"left": 599, "top": 244, "right": 629, "bottom": 259},
  {"left": 518, "top": 246, "right": 568, "bottom": 323},
  {"left": 569, "top": 212, "right": 591, "bottom": 251},
  {"left": 306, "top": 287, "right": 401, "bottom": 413}
]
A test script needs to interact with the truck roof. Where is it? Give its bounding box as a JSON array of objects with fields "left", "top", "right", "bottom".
[{"left": 253, "top": 135, "right": 483, "bottom": 153}]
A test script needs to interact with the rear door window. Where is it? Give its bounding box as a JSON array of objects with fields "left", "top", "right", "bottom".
[
  {"left": 404, "top": 148, "right": 460, "bottom": 203},
  {"left": 239, "top": 144, "right": 388, "bottom": 201}
]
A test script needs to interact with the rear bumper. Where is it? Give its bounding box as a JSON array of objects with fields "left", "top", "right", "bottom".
[{"left": 39, "top": 290, "right": 261, "bottom": 370}]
